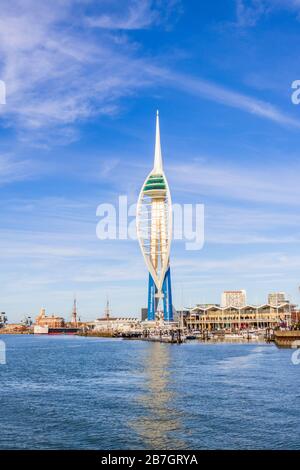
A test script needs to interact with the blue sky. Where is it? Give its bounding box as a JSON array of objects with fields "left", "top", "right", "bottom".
[{"left": 1, "top": 0, "right": 300, "bottom": 321}]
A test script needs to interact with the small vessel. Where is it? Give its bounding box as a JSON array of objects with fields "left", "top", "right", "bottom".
[
  {"left": 186, "top": 334, "right": 197, "bottom": 340},
  {"left": 241, "top": 330, "right": 260, "bottom": 340},
  {"left": 224, "top": 333, "right": 244, "bottom": 340},
  {"left": 142, "top": 329, "right": 186, "bottom": 343},
  {"left": 193, "top": 330, "right": 202, "bottom": 338}
]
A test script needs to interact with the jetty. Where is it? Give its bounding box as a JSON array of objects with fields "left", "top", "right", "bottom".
[{"left": 274, "top": 330, "right": 300, "bottom": 348}]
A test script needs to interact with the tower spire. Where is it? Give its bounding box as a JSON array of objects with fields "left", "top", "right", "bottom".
[{"left": 154, "top": 110, "right": 163, "bottom": 174}]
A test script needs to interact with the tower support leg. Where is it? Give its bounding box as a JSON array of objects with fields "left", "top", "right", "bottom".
[
  {"left": 163, "top": 267, "right": 173, "bottom": 322},
  {"left": 148, "top": 273, "right": 157, "bottom": 321}
]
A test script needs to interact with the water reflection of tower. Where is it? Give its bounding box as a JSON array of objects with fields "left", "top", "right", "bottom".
[{"left": 131, "top": 343, "right": 186, "bottom": 449}]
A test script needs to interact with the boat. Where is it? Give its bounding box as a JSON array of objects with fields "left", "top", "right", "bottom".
[
  {"left": 186, "top": 334, "right": 197, "bottom": 340},
  {"left": 33, "top": 325, "right": 80, "bottom": 335},
  {"left": 142, "top": 330, "right": 186, "bottom": 343},
  {"left": 224, "top": 333, "right": 244, "bottom": 340}
]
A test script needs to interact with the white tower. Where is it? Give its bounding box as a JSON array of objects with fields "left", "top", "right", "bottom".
[{"left": 136, "top": 111, "right": 173, "bottom": 321}]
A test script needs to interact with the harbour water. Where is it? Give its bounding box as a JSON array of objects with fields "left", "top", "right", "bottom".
[{"left": 0, "top": 334, "right": 299, "bottom": 450}]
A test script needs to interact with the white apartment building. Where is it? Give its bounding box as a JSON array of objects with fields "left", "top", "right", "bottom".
[
  {"left": 268, "top": 292, "right": 287, "bottom": 306},
  {"left": 221, "top": 290, "right": 246, "bottom": 308}
]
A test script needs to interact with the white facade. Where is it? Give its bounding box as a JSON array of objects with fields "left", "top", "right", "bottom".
[
  {"left": 94, "top": 317, "right": 140, "bottom": 333},
  {"left": 221, "top": 290, "right": 246, "bottom": 308},
  {"left": 33, "top": 325, "right": 49, "bottom": 334},
  {"left": 268, "top": 292, "right": 287, "bottom": 306}
]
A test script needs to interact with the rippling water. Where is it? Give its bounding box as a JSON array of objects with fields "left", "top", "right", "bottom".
[{"left": 0, "top": 335, "right": 299, "bottom": 449}]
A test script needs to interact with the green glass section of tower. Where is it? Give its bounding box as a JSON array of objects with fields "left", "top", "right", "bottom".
[{"left": 144, "top": 174, "right": 166, "bottom": 191}]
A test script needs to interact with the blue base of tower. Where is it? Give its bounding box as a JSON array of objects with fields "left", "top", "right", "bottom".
[{"left": 147, "top": 267, "right": 173, "bottom": 322}]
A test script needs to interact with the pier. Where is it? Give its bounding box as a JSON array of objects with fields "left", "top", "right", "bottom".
[{"left": 274, "top": 330, "right": 300, "bottom": 348}]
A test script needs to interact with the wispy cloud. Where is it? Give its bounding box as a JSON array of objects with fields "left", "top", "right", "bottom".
[
  {"left": 235, "top": 0, "right": 268, "bottom": 27},
  {"left": 205, "top": 204, "right": 300, "bottom": 245},
  {"left": 0, "top": 1, "right": 162, "bottom": 130},
  {"left": 159, "top": 70, "right": 300, "bottom": 129},
  {"left": 0, "top": 153, "right": 40, "bottom": 184},
  {"left": 86, "top": 0, "right": 158, "bottom": 30},
  {"left": 235, "top": 0, "right": 300, "bottom": 28},
  {"left": 86, "top": 0, "right": 182, "bottom": 30},
  {"left": 168, "top": 160, "right": 300, "bottom": 205},
  {"left": 0, "top": 0, "right": 298, "bottom": 137}
]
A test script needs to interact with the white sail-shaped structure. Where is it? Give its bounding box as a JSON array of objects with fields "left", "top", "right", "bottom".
[{"left": 136, "top": 111, "right": 173, "bottom": 321}]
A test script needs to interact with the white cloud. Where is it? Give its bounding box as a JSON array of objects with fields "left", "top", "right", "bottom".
[
  {"left": 0, "top": 1, "right": 160, "bottom": 129},
  {"left": 172, "top": 251, "right": 300, "bottom": 281},
  {"left": 86, "top": 0, "right": 182, "bottom": 30},
  {"left": 159, "top": 70, "right": 300, "bottom": 129},
  {"left": 205, "top": 204, "right": 300, "bottom": 245},
  {"left": 0, "top": 153, "right": 41, "bottom": 184},
  {"left": 168, "top": 160, "right": 300, "bottom": 205},
  {"left": 86, "top": 0, "right": 157, "bottom": 30},
  {"left": 0, "top": 0, "right": 299, "bottom": 137},
  {"left": 235, "top": 0, "right": 268, "bottom": 27},
  {"left": 235, "top": 0, "right": 300, "bottom": 28}
]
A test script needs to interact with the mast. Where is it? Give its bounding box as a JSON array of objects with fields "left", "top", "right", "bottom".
[
  {"left": 105, "top": 298, "right": 110, "bottom": 320},
  {"left": 71, "top": 297, "right": 77, "bottom": 325}
]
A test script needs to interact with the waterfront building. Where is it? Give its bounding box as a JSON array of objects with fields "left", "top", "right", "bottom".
[
  {"left": 221, "top": 290, "right": 246, "bottom": 308},
  {"left": 35, "top": 308, "right": 65, "bottom": 328},
  {"left": 34, "top": 308, "right": 81, "bottom": 334},
  {"left": 185, "top": 303, "right": 292, "bottom": 331},
  {"left": 136, "top": 111, "right": 173, "bottom": 322},
  {"left": 268, "top": 292, "right": 287, "bottom": 306},
  {"left": 93, "top": 301, "right": 140, "bottom": 333},
  {"left": 94, "top": 317, "right": 140, "bottom": 334},
  {"left": 292, "top": 309, "right": 300, "bottom": 324}
]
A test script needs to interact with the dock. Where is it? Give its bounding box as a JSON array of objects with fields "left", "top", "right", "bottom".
[{"left": 274, "top": 330, "right": 300, "bottom": 348}]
